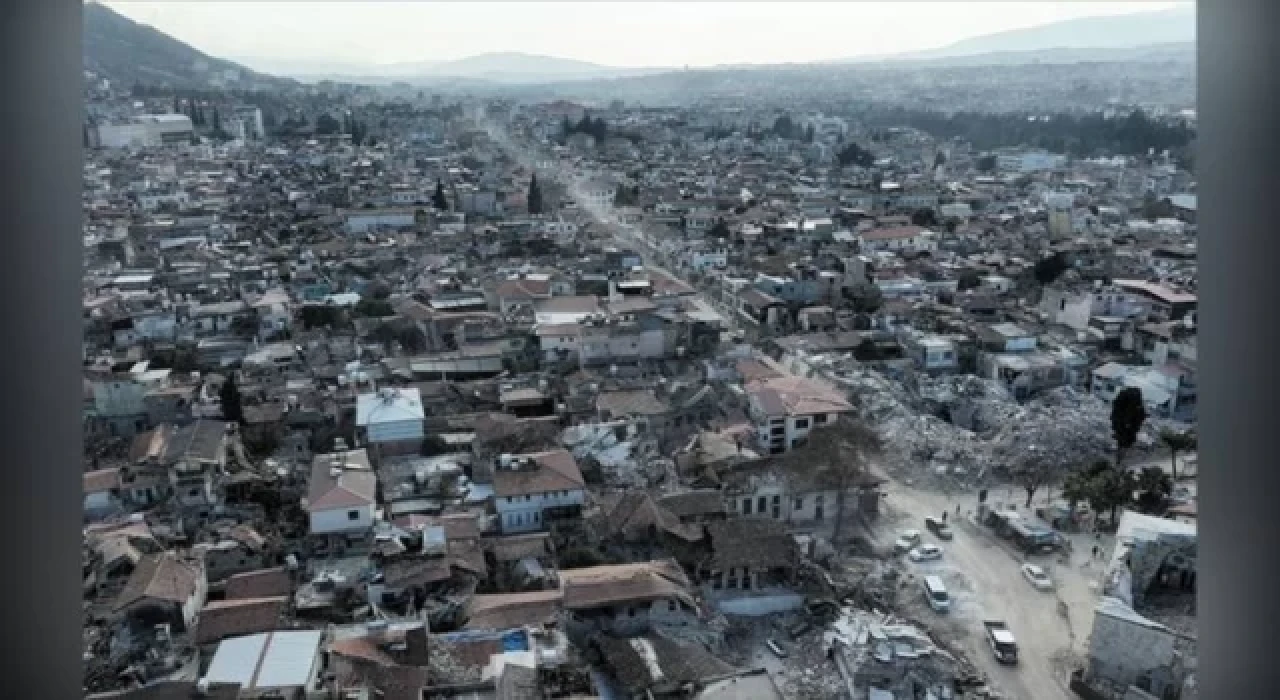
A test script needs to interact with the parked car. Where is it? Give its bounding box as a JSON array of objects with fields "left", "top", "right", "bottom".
[
  {"left": 1021, "top": 563, "right": 1054, "bottom": 591},
  {"left": 894, "top": 530, "right": 922, "bottom": 553},
  {"left": 766, "top": 639, "right": 789, "bottom": 658},
  {"left": 925, "top": 516, "right": 954, "bottom": 540},
  {"left": 909, "top": 544, "right": 943, "bottom": 562}
]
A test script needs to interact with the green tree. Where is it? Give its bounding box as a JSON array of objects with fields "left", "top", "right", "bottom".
[
  {"left": 219, "top": 374, "right": 244, "bottom": 424},
  {"left": 300, "top": 305, "right": 344, "bottom": 330},
  {"left": 432, "top": 180, "right": 449, "bottom": 211},
  {"left": 957, "top": 269, "right": 983, "bottom": 291},
  {"left": 1011, "top": 453, "right": 1064, "bottom": 508},
  {"left": 1088, "top": 465, "right": 1135, "bottom": 526},
  {"left": 837, "top": 142, "right": 875, "bottom": 168},
  {"left": 853, "top": 337, "right": 883, "bottom": 362},
  {"left": 211, "top": 107, "right": 224, "bottom": 138},
  {"left": 1159, "top": 429, "right": 1196, "bottom": 482},
  {"left": 975, "top": 154, "right": 997, "bottom": 173},
  {"left": 846, "top": 282, "right": 883, "bottom": 314},
  {"left": 804, "top": 124, "right": 815, "bottom": 143},
  {"left": 772, "top": 114, "right": 795, "bottom": 139},
  {"left": 911, "top": 208, "right": 938, "bottom": 227},
  {"left": 1034, "top": 252, "right": 1069, "bottom": 287},
  {"left": 1133, "top": 466, "right": 1173, "bottom": 515},
  {"left": 934, "top": 151, "right": 947, "bottom": 167},
  {"left": 793, "top": 418, "right": 883, "bottom": 544},
  {"left": 420, "top": 435, "right": 450, "bottom": 457},
  {"left": 315, "top": 113, "right": 341, "bottom": 135},
  {"left": 1111, "top": 387, "right": 1147, "bottom": 464},
  {"left": 355, "top": 298, "right": 395, "bottom": 318},
  {"left": 1061, "top": 466, "right": 1096, "bottom": 519},
  {"left": 708, "top": 219, "right": 731, "bottom": 239}
]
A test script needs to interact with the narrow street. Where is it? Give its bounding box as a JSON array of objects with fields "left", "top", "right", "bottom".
[{"left": 867, "top": 477, "right": 1108, "bottom": 700}]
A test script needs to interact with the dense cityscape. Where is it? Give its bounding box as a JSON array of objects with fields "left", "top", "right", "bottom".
[{"left": 82, "top": 4, "right": 1198, "bottom": 700}]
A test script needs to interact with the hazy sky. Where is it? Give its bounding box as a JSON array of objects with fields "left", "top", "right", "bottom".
[{"left": 102, "top": 1, "right": 1182, "bottom": 70}]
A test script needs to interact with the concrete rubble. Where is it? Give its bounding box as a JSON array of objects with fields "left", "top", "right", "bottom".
[{"left": 844, "top": 370, "right": 1168, "bottom": 483}]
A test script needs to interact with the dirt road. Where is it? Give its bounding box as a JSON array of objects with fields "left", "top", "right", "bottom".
[{"left": 868, "top": 478, "right": 1105, "bottom": 700}]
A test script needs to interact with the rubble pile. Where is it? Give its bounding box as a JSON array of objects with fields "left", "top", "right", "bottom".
[
  {"left": 846, "top": 371, "right": 1164, "bottom": 482},
  {"left": 561, "top": 424, "right": 666, "bottom": 488},
  {"left": 774, "top": 625, "right": 849, "bottom": 699}
]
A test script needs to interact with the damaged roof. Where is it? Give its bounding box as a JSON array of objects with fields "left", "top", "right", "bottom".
[
  {"left": 224, "top": 567, "right": 293, "bottom": 600},
  {"left": 162, "top": 419, "right": 227, "bottom": 464},
  {"left": 560, "top": 559, "right": 694, "bottom": 611},
  {"left": 706, "top": 518, "right": 798, "bottom": 571},
  {"left": 598, "top": 633, "right": 736, "bottom": 692},
  {"left": 466, "top": 589, "right": 565, "bottom": 630},
  {"left": 113, "top": 552, "right": 203, "bottom": 612},
  {"left": 596, "top": 389, "right": 670, "bottom": 417},
  {"left": 658, "top": 490, "right": 727, "bottom": 519},
  {"left": 195, "top": 597, "right": 289, "bottom": 646}
]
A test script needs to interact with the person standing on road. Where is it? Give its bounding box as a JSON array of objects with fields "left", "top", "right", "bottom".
[{"left": 942, "top": 511, "right": 948, "bottom": 523}]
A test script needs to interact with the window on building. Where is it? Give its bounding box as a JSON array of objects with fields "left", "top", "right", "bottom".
[
  {"left": 668, "top": 600, "right": 677, "bottom": 611},
  {"left": 347, "top": 510, "right": 360, "bottom": 520},
  {"left": 742, "top": 498, "right": 752, "bottom": 515},
  {"left": 794, "top": 497, "right": 804, "bottom": 510},
  {"left": 757, "top": 496, "right": 767, "bottom": 513},
  {"left": 814, "top": 414, "right": 828, "bottom": 425}
]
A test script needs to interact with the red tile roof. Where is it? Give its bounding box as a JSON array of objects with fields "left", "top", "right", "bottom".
[
  {"left": 195, "top": 597, "right": 288, "bottom": 645},
  {"left": 493, "top": 449, "right": 585, "bottom": 498},
  {"left": 84, "top": 468, "right": 122, "bottom": 494},
  {"left": 224, "top": 567, "right": 292, "bottom": 600}
]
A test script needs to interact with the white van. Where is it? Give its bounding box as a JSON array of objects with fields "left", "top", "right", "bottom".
[{"left": 923, "top": 575, "right": 951, "bottom": 613}]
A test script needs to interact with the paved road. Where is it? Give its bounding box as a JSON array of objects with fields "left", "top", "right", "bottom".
[{"left": 869, "top": 478, "right": 1107, "bottom": 700}]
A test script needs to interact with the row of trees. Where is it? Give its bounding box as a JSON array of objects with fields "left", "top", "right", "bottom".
[
  {"left": 560, "top": 113, "right": 609, "bottom": 143},
  {"left": 836, "top": 141, "right": 876, "bottom": 168},
  {"left": 865, "top": 107, "right": 1195, "bottom": 167},
  {"left": 1011, "top": 385, "right": 1195, "bottom": 527}
]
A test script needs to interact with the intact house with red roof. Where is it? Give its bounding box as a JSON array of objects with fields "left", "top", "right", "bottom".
[
  {"left": 745, "top": 374, "right": 854, "bottom": 454},
  {"left": 306, "top": 448, "right": 378, "bottom": 547},
  {"left": 493, "top": 449, "right": 587, "bottom": 535}
]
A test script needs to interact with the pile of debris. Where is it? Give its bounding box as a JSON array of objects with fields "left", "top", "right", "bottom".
[
  {"left": 561, "top": 423, "right": 665, "bottom": 487},
  {"left": 845, "top": 371, "right": 1163, "bottom": 483},
  {"left": 824, "top": 606, "right": 991, "bottom": 699}
]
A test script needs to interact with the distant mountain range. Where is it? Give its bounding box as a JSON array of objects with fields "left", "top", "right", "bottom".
[
  {"left": 88, "top": 2, "right": 1196, "bottom": 91},
  {"left": 841, "top": 5, "right": 1195, "bottom": 64},
  {"left": 83, "top": 2, "right": 296, "bottom": 91},
  {"left": 233, "top": 52, "right": 670, "bottom": 86}
]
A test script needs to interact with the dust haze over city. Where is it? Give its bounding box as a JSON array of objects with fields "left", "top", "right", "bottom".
[{"left": 82, "top": 2, "right": 1199, "bottom": 700}]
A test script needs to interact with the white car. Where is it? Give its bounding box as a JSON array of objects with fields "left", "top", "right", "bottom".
[
  {"left": 1021, "top": 563, "right": 1054, "bottom": 591},
  {"left": 908, "top": 544, "right": 943, "bottom": 562},
  {"left": 894, "top": 530, "right": 922, "bottom": 553}
]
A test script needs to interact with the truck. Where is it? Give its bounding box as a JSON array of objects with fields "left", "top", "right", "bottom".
[{"left": 983, "top": 620, "right": 1018, "bottom": 664}]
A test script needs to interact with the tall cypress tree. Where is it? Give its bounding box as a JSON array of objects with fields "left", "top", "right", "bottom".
[
  {"left": 219, "top": 374, "right": 244, "bottom": 424},
  {"left": 528, "top": 174, "right": 543, "bottom": 215},
  {"left": 432, "top": 180, "right": 448, "bottom": 211}
]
